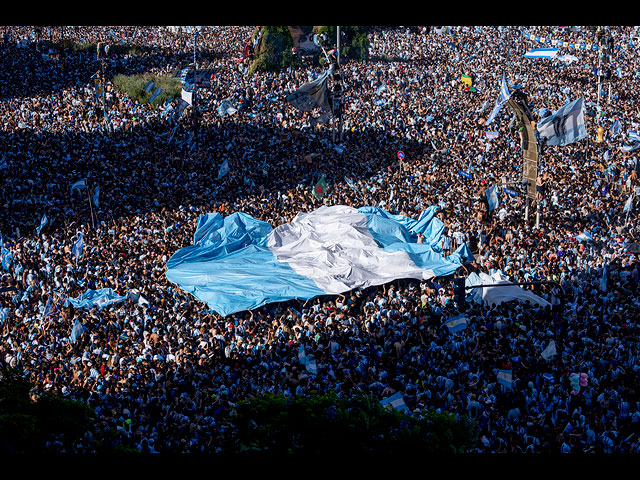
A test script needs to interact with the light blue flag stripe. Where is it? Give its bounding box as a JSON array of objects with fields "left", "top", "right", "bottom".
[
  {"left": 523, "top": 48, "right": 558, "bottom": 59},
  {"left": 68, "top": 288, "right": 127, "bottom": 310},
  {"left": 166, "top": 205, "right": 464, "bottom": 317}
]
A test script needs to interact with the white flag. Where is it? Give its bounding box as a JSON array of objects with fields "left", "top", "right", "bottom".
[
  {"left": 541, "top": 340, "right": 557, "bottom": 361},
  {"left": 536, "top": 97, "right": 587, "bottom": 147},
  {"left": 181, "top": 88, "right": 193, "bottom": 106}
]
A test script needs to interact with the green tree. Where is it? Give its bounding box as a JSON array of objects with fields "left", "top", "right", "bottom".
[
  {"left": 112, "top": 73, "right": 182, "bottom": 108},
  {"left": 227, "top": 392, "right": 477, "bottom": 455},
  {"left": 0, "top": 367, "right": 95, "bottom": 453},
  {"left": 317, "top": 26, "right": 371, "bottom": 62},
  {"left": 250, "top": 26, "right": 301, "bottom": 74}
]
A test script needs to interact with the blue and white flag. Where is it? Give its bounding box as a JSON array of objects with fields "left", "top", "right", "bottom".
[
  {"left": 600, "top": 263, "right": 608, "bottom": 292},
  {"left": 71, "top": 179, "right": 87, "bottom": 192},
  {"left": 344, "top": 177, "right": 357, "bottom": 190},
  {"left": 486, "top": 185, "right": 500, "bottom": 211},
  {"left": 624, "top": 194, "right": 634, "bottom": 214},
  {"left": 70, "top": 318, "right": 88, "bottom": 343},
  {"left": 144, "top": 80, "right": 155, "bottom": 93},
  {"left": 181, "top": 88, "right": 193, "bottom": 106},
  {"left": 380, "top": 391, "right": 409, "bottom": 413},
  {"left": 0, "top": 235, "right": 12, "bottom": 271},
  {"left": 165, "top": 205, "right": 464, "bottom": 316},
  {"left": 541, "top": 340, "right": 557, "bottom": 361},
  {"left": 36, "top": 214, "right": 48, "bottom": 234},
  {"left": 217, "top": 98, "right": 237, "bottom": 116},
  {"left": 574, "top": 231, "right": 592, "bottom": 242},
  {"left": 496, "top": 369, "right": 514, "bottom": 390},
  {"left": 286, "top": 68, "right": 332, "bottom": 112},
  {"left": 536, "top": 97, "right": 587, "bottom": 147},
  {"left": 43, "top": 297, "right": 55, "bottom": 317},
  {"left": 486, "top": 75, "right": 511, "bottom": 126},
  {"left": 148, "top": 87, "right": 163, "bottom": 104},
  {"left": 68, "top": 288, "right": 127, "bottom": 311},
  {"left": 523, "top": 48, "right": 558, "bottom": 59},
  {"left": 442, "top": 314, "right": 468, "bottom": 333},
  {"left": 72, "top": 233, "right": 84, "bottom": 260},
  {"left": 217, "top": 159, "right": 230, "bottom": 180},
  {"left": 485, "top": 131, "right": 499, "bottom": 140},
  {"left": 628, "top": 130, "right": 640, "bottom": 144},
  {"left": 610, "top": 118, "right": 622, "bottom": 138},
  {"left": 91, "top": 185, "right": 100, "bottom": 208}
]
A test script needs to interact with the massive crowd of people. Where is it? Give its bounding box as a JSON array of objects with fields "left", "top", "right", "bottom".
[{"left": 0, "top": 25, "right": 639, "bottom": 454}]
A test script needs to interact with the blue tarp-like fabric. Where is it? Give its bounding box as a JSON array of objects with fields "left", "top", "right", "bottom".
[{"left": 165, "top": 205, "right": 469, "bottom": 316}]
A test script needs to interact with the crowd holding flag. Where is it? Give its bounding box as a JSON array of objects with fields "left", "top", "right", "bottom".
[
  {"left": 485, "top": 75, "right": 511, "bottom": 125},
  {"left": 36, "top": 213, "right": 48, "bottom": 234},
  {"left": 442, "top": 314, "right": 469, "bottom": 333},
  {"left": 496, "top": 369, "right": 514, "bottom": 390},
  {"left": 380, "top": 391, "right": 409, "bottom": 413},
  {"left": 217, "top": 159, "right": 230, "bottom": 180},
  {"left": 72, "top": 232, "right": 84, "bottom": 261},
  {"left": 286, "top": 67, "right": 333, "bottom": 112},
  {"left": 485, "top": 185, "right": 500, "bottom": 211},
  {"left": 312, "top": 176, "right": 328, "bottom": 201},
  {"left": 536, "top": 97, "right": 587, "bottom": 147},
  {"left": 523, "top": 48, "right": 559, "bottom": 59}
]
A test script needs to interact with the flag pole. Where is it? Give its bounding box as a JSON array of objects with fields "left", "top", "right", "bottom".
[{"left": 87, "top": 184, "right": 95, "bottom": 229}]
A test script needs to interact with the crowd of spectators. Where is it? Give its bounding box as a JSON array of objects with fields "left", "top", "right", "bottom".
[{"left": 0, "top": 25, "right": 639, "bottom": 453}]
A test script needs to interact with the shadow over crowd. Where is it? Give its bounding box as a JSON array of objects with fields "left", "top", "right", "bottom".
[{"left": 1, "top": 25, "right": 640, "bottom": 453}]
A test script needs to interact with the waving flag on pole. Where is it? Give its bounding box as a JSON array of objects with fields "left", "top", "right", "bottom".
[
  {"left": 486, "top": 75, "right": 511, "bottom": 125},
  {"left": 165, "top": 205, "right": 465, "bottom": 316},
  {"left": 91, "top": 185, "right": 100, "bottom": 208},
  {"left": 600, "top": 263, "right": 608, "bottom": 292},
  {"left": 148, "top": 87, "right": 163, "bottom": 104},
  {"left": 286, "top": 68, "right": 332, "bottom": 112},
  {"left": 541, "top": 340, "right": 557, "bottom": 361},
  {"left": 536, "top": 97, "right": 587, "bottom": 147},
  {"left": 36, "top": 214, "right": 48, "bottom": 234},
  {"left": 0, "top": 234, "right": 12, "bottom": 271},
  {"left": 71, "top": 179, "right": 87, "bottom": 192}
]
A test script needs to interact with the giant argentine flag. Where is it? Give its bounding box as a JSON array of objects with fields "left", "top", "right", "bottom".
[{"left": 166, "top": 205, "right": 467, "bottom": 316}]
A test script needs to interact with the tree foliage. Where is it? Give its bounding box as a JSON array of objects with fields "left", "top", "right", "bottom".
[
  {"left": 111, "top": 73, "right": 182, "bottom": 108},
  {"left": 250, "top": 26, "right": 301, "bottom": 74},
  {"left": 0, "top": 367, "right": 95, "bottom": 453},
  {"left": 227, "top": 392, "right": 477, "bottom": 455}
]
